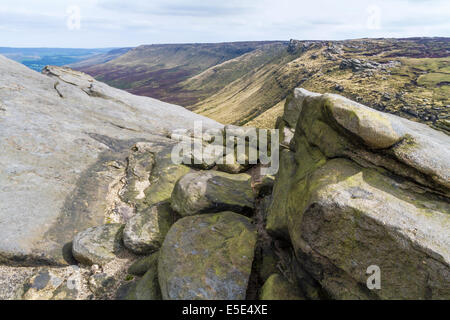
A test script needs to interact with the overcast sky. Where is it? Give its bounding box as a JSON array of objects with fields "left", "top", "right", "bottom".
[{"left": 0, "top": 0, "right": 449, "bottom": 48}]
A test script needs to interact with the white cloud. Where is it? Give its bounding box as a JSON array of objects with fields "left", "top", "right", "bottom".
[{"left": 0, "top": 0, "right": 448, "bottom": 47}]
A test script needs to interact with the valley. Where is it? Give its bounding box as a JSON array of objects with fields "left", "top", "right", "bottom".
[
  {"left": 73, "top": 38, "right": 450, "bottom": 132},
  {"left": 0, "top": 47, "right": 129, "bottom": 72}
]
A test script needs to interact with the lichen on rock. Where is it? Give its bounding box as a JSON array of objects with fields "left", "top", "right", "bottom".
[
  {"left": 267, "top": 88, "right": 450, "bottom": 300},
  {"left": 125, "top": 253, "right": 161, "bottom": 300},
  {"left": 72, "top": 224, "right": 124, "bottom": 266},
  {"left": 123, "top": 202, "right": 176, "bottom": 255},
  {"left": 158, "top": 212, "right": 257, "bottom": 300},
  {"left": 259, "top": 273, "right": 304, "bottom": 300}
]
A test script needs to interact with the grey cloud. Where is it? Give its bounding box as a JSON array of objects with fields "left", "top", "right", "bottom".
[
  {"left": 387, "top": 15, "right": 450, "bottom": 28},
  {"left": 0, "top": 11, "right": 64, "bottom": 30},
  {"left": 98, "top": 0, "right": 251, "bottom": 17},
  {"left": 156, "top": 4, "right": 249, "bottom": 17}
]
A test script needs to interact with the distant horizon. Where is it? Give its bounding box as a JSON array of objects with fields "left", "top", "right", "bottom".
[{"left": 2, "top": 36, "right": 449, "bottom": 50}]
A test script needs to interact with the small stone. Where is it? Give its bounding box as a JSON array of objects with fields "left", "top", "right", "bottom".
[
  {"left": 217, "top": 159, "right": 250, "bottom": 174},
  {"left": 334, "top": 84, "right": 344, "bottom": 92},
  {"left": 123, "top": 203, "right": 175, "bottom": 255},
  {"left": 89, "top": 273, "right": 116, "bottom": 297},
  {"left": 91, "top": 264, "right": 101, "bottom": 274},
  {"left": 72, "top": 224, "right": 124, "bottom": 266},
  {"left": 171, "top": 170, "right": 254, "bottom": 217}
]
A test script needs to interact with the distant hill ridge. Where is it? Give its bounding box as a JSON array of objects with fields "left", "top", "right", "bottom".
[
  {"left": 0, "top": 47, "right": 121, "bottom": 72},
  {"left": 73, "top": 38, "right": 450, "bottom": 132}
]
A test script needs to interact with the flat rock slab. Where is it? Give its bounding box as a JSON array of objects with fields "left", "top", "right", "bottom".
[
  {"left": 0, "top": 56, "right": 221, "bottom": 265},
  {"left": 158, "top": 212, "right": 257, "bottom": 300}
]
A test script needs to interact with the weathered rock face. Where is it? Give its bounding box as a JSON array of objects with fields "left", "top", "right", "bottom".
[
  {"left": 138, "top": 143, "right": 192, "bottom": 209},
  {"left": 125, "top": 253, "right": 161, "bottom": 300},
  {"left": 0, "top": 56, "right": 221, "bottom": 265},
  {"left": 123, "top": 203, "right": 175, "bottom": 255},
  {"left": 128, "top": 253, "right": 159, "bottom": 277},
  {"left": 171, "top": 171, "right": 255, "bottom": 216},
  {"left": 282, "top": 88, "right": 321, "bottom": 130},
  {"left": 72, "top": 224, "right": 124, "bottom": 266},
  {"left": 269, "top": 88, "right": 450, "bottom": 299},
  {"left": 259, "top": 273, "right": 304, "bottom": 300},
  {"left": 158, "top": 212, "right": 257, "bottom": 300}
]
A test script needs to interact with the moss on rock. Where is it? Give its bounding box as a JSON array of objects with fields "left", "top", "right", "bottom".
[
  {"left": 126, "top": 253, "right": 161, "bottom": 300},
  {"left": 123, "top": 202, "right": 176, "bottom": 255},
  {"left": 128, "top": 253, "right": 160, "bottom": 277},
  {"left": 259, "top": 274, "right": 304, "bottom": 300},
  {"left": 158, "top": 212, "right": 257, "bottom": 300}
]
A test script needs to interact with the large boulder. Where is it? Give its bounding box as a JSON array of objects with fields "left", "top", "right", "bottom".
[
  {"left": 0, "top": 56, "right": 222, "bottom": 265},
  {"left": 123, "top": 203, "right": 175, "bottom": 255},
  {"left": 72, "top": 224, "right": 124, "bottom": 266},
  {"left": 282, "top": 88, "right": 321, "bottom": 129},
  {"left": 158, "top": 212, "right": 257, "bottom": 300},
  {"left": 171, "top": 171, "right": 255, "bottom": 216},
  {"left": 267, "top": 89, "right": 450, "bottom": 299}
]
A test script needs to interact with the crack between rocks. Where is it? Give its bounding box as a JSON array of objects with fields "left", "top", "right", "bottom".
[{"left": 53, "top": 82, "right": 64, "bottom": 98}]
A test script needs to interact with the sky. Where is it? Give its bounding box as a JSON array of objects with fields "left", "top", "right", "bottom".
[{"left": 0, "top": 0, "right": 449, "bottom": 48}]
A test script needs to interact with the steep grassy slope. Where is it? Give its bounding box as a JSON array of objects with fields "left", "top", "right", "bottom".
[
  {"left": 76, "top": 38, "right": 449, "bottom": 131},
  {"left": 77, "top": 41, "right": 286, "bottom": 106},
  {"left": 191, "top": 38, "right": 450, "bottom": 129},
  {"left": 67, "top": 48, "right": 132, "bottom": 69}
]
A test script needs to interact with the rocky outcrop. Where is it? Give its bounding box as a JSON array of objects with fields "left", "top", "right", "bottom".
[
  {"left": 0, "top": 55, "right": 221, "bottom": 266},
  {"left": 281, "top": 88, "right": 321, "bottom": 130},
  {"left": 339, "top": 58, "right": 400, "bottom": 73},
  {"left": 158, "top": 212, "right": 257, "bottom": 300},
  {"left": 1, "top": 55, "right": 273, "bottom": 300},
  {"left": 171, "top": 171, "right": 255, "bottom": 216},
  {"left": 2, "top": 52, "right": 449, "bottom": 301},
  {"left": 270, "top": 88, "right": 450, "bottom": 299}
]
